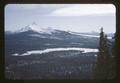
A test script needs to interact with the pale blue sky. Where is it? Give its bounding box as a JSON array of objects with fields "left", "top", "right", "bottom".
[{"left": 5, "top": 4, "right": 116, "bottom": 33}]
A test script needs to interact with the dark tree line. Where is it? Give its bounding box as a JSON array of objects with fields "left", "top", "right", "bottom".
[{"left": 93, "top": 27, "right": 116, "bottom": 79}]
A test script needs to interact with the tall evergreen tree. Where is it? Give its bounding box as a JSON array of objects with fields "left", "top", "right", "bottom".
[
  {"left": 107, "top": 33, "right": 116, "bottom": 79},
  {"left": 93, "top": 27, "right": 111, "bottom": 79}
]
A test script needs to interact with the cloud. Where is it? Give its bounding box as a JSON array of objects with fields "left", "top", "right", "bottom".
[
  {"left": 6, "top": 4, "right": 115, "bottom": 16},
  {"left": 47, "top": 4, "right": 116, "bottom": 16},
  {"left": 5, "top": 4, "right": 115, "bottom": 16},
  {"left": 5, "top": 4, "right": 41, "bottom": 10},
  {"left": 20, "top": 4, "right": 40, "bottom": 9},
  {"left": 5, "top": 4, "right": 68, "bottom": 10},
  {"left": 18, "top": 4, "right": 65, "bottom": 9}
]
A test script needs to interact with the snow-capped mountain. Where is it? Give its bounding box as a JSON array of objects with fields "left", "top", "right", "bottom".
[
  {"left": 5, "top": 23, "right": 114, "bottom": 50},
  {"left": 5, "top": 25, "right": 100, "bottom": 51},
  {"left": 15, "top": 22, "right": 56, "bottom": 34},
  {"left": 6, "top": 22, "right": 114, "bottom": 40}
]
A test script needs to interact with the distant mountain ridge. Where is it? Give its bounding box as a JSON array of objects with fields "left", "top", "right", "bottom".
[
  {"left": 5, "top": 23, "right": 114, "bottom": 39},
  {"left": 5, "top": 23, "right": 101, "bottom": 55},
  {"left": 5, "top": 23, "right": 114, "bottom": 55}
]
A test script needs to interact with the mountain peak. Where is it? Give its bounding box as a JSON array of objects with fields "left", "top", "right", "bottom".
[{"left": 16, "top": 23, "right": 56, "bottom": 34}]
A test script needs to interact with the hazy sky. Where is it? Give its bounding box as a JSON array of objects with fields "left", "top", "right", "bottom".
[{"left": 5, "top": 4, "right": 116, "bottom": 33}]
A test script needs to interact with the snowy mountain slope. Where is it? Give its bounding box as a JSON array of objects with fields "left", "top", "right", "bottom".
[
  {"left": 14, "top": 23, "right": 56, "bottom": 34},
  {"left": 6, "top": 23, "right": 113, "bottom": 39},
  {"left": 69, "top": 31, "right": 113, "bottom": 39},
  {"left": 5, "top": 23, "right": 114, "bottom": 55},
  {"left": 5, "top": 30, "right": 99, "bottom": 54}
]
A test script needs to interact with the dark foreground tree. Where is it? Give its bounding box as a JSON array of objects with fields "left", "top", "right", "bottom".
[
  {"left": 93, "top": 27, "right": 115, "bottom": 79},
  {"left": 107, "top": 33, "right": 116, "bottom": 79}
]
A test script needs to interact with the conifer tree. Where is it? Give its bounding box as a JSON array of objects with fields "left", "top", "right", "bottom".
[
  {"left": 93, "top": 27, "right": 111, "bottom": 79},
  {"left": 107, "top": 33, "right": 116, "bottom": 79}
]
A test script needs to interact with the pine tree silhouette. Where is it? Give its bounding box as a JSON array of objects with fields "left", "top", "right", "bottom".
[
  {"left": 93, "top": 27, "right": 112, "bottom": 79},
  {"left": 107, "top": 33, "right": 116, "bottom": 79}
]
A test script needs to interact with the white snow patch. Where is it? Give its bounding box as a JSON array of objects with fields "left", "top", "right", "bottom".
[
  {"left": 16, "top": 23, "right": 56, "bottom": 34},
  {"left": 12, "top": 47, "right": 98, "bottom": 56},
  {"left": 70, "top": 32, "right": 112, "bottom": 39},
  {"left": 107, "top": 37, "right": 112, "bottom": 39},
  {"left": 94, "top": 54, "right": 98, "bottom": 57},
  {"left": 74, "top": 33, "right": 99, "bottom": 38},
  {"left": 12, "top": 53, "right": 19, "bottom": 56}
]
